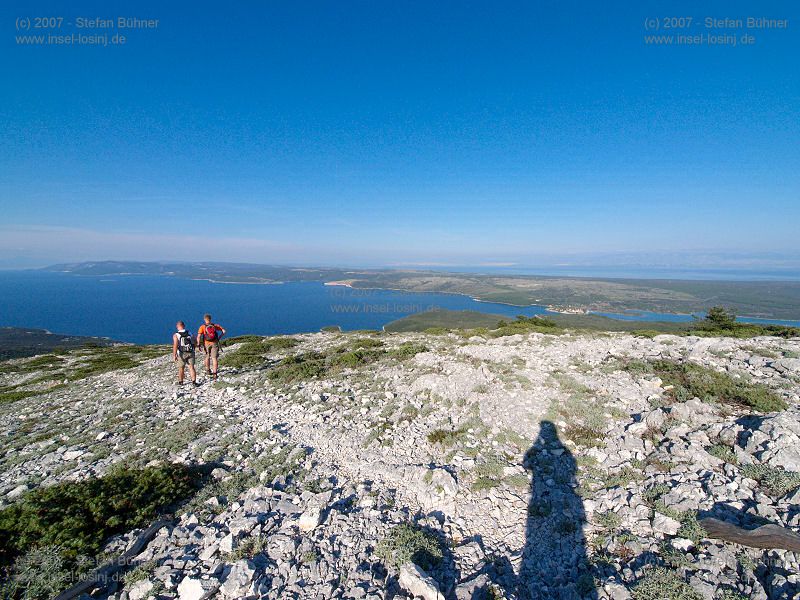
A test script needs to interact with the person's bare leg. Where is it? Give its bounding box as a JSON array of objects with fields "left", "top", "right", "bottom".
[
  {"left": 204, "top": 350, "right": 211, "bottom": 375},
  {"left": 178, "top": 365, "right": 185, "bottom": 384},
  {"left": 189, "top": 364, "right": 197, "bottom": 384},
  {"left": 212, "top": 355, "right": 219, "bottom": 376}
]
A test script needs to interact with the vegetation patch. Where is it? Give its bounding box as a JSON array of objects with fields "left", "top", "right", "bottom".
[
  {"left": 594, "top": 511, "right": 622, "bottom": 531},
  {"left": 0, "top": 464, "right": 200, "bottom": 594},
  {"left": 267, "top": 339, "right": 388, "bottom": 383},
  {"left": 631, "top": 567, "right": 702, "bottom": 600},
  {"left": 675, "top": 511, "right": 706, "bottom": 544},
  {"left": 471, "top": 457, "right": 506, "bottom": 491},
  {"left": 602, "top": 466, "right": 644, "bottom": 489},
  {"left": 427, "top": 427, "right": 468, "bottom": 447},
  {"left": 707, "top": 444, "right": 738, "bottom": 465},
  {"left": 693, "top": 306, "right": 800, "bottom": 339},
  {"left": 740, "top": 463, "right": 800, "bottom": 497},
  {"left": 625, "top": 360, "right": 787, "bottom": 412},
  {"left": 388, "top": 342, "right": 428, "bottom": 360},
  {"left": 68, "top": 346, "right": 166, "bottom": 381},
  {"left": 224, "top": 337, "right": 299, "bottom": 369},
  {"left": 489, "top": 315, "right": 561, "bottom": 338},
  {"left": 375, "top": 523, "right": 443, "bottom": 571}
]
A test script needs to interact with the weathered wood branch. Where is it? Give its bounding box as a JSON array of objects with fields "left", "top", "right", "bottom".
[
  {"left": 700, "top": 517, "right": 800, "bottom": 552},
  {"left": 53, "top": 519, "right": 172, "bottom": 600}
]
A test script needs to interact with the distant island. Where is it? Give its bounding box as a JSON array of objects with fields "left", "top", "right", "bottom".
[
  {"left": 0, "top": 327, "right": 116, "bottom": 360},
  {"left": 43, "top": 261, "right": 800, "bottom": 320}
]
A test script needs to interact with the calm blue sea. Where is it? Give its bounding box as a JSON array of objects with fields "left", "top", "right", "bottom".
[
  {"left": 0, "top": 271, "right": 553, "bottom": 344},
  {"left": 1, "top": 271, "right": 798, "bottom": 344}
]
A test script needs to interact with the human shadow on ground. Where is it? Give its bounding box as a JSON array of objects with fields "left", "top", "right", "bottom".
[{"left": 517, "top": 420, "right": 598, "bottom": 599}]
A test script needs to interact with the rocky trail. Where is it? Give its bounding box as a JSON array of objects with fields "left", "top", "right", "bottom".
[{"left": 2, "top": 329, "right": 800, "bottom": 600}]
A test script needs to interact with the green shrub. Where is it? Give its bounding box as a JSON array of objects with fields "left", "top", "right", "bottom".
[
  {"left": 375, "top": 523, "right": 442, "bottom": 570},
  {"left": 0, "top": 546, "right": 75, "bottom": 600},
  {"left": 0, "top": 390, "right": 45, "bottom": 405},
  {"left": 676, "top": 511, "right": 706, "bottom": 544},
  {"left": 221, "top": 335, "right": 264, "bottom": 347},
  {"left": 642, "top": 483, "right": 671, "bottom": 506},
  {"left": 631, "top": 330, "right": 663, "bottom": 339},
  {"left": 702, "top": 307, "right": 737, "bottom": 330},
  {"left": 267, "top": 352, "right": 327, "bottom": 383},
  {"left": 328, "top": 349, "right": 384, "bottom": 370},
  {"left": 262, "top": 337, "right": 299, "bottom": 351},
  {"left": 708, "top": 444, "right": 738, "bottom": 464},
  {"left": 423, "top": 327, "right": 449, "bottom": 335},
  {"left": 603, "top": 466, "right": 643, "bottom": 489},
  {"left": 631, "top": 567, "right": 702, "bottom": 600},
  {"left": 658, "top": 542, "right": 691, "bottom": 569},
  {"left": 388, "top": 342, "right": 428, "bottom": 360},
  {"left": 693, "top": 306, "right": 799, "bottom": 338},
  {"left": 226, "top": 535, "right": 268, "bottom": 561},
  {"left": 62, "top": 346, "right": 166, "bottom": 381},
  {"left": 223, "top": 337, "right": 299, "bottom": 368},
  {"left": 640, "top": 360, "right": 787, "bottom": 412},
  {"left": 0, "top": 465, "right": 199, "bottom": 570},
  {"left": 595, "top": 511, "right": 622, "bottom": 531},
  {"left": 740, "top": 463, "right": 800, "bottom": 497},
  {"left": 267, "top": 340, "right": 387, "bottom": 383},
  {"left": 717, "top": 589, "right": 747, "bottom": 600},
  {"left": 427, "top": 427, "right": 467, "bottom": 446},
  {"left": 222, "top": 341, "right": 269, "bottom": 368},
  {"left": 122, "top": 559, "right": 157, "bottom": 586},
  {"left": 472, "top": 476, "right": 501, "bottom": 491},
  {"left": 490, "top": 315, "right": 560, "bottom": 338},
  {"left": 563, "top": 423, "right": 604, "bottom": 448}
]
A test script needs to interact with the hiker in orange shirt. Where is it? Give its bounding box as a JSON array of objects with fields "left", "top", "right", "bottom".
[{"left": 197, "top": 314, "right": 226, "bottom": 380}]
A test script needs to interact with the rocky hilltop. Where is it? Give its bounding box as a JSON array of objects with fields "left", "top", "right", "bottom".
[{"left": 2, "top": 328, "right": 800, "bottom": 600}]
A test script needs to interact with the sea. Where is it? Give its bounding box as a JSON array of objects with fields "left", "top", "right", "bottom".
[{"left": 0, "top": 271, "right": 798, "bottom": 345}]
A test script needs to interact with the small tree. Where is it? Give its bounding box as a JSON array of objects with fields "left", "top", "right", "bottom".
[{"left": 704, "top": 306, "right": 737, "bottom": 329}]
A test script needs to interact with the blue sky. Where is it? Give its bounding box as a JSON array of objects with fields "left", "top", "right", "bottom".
[{"left": 1, "top": 0, "right": 798, "bottom": 269}]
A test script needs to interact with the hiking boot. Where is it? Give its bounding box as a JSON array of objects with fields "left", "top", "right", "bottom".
[
  {"left": 176, "top": 381, "right": 184, "bottom": 386},
  {"left": 193, "top": 381, "right": 201, "bottom": 388}
]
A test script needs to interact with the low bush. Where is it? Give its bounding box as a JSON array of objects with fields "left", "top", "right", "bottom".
[
  {"left": 224, "top": 337, "right": 299, "bottom": 369},
  {"left": 740, "top": 463, "right": 800, "bottom": 497},
  {"left": 693, "top": 306, "right": 799, "bottom": 339},
  {"left": 267, "top": 339, "right": 391, "bottom": 383},
  {"left": 388, "top": 342, "right": 428, "bottom": 360},
  {"left": 221, "top": 341, "right": 269, "bottom": 369},
  {"left": 676, "top": 511, "right": 706, "bottom": 544},
  {"left": 0, "top": 465, "right": 200, "bottom": 571},
  {"left": 427, "top": 427, "right": 468, "bottom": 446},
  {"left": 629, "top": 360, "right": 787, "bottom": 412},
  {"left": 221, "top": 335, "right": 264, "bottom": 347},
  {"left": 595, "top": 511, "right": 622, "bottom": 531},
  {"left": 631, "top": 567, "right": 702, "bottom": 600},
  {"left": 707, "top": 444, "right": 738, "bottom": 464},
  {"left": 0, "top": 546, "right": 75, "bottom": 600},
  {"left": 375, "top": 523, "right": 442, "bottom": 571},
  {"left": 490, "top": 315, "right": 561, "bottom": 338}
]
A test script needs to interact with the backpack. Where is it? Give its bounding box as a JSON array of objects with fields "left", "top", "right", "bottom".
[
  {"left": 203, "top": 324, "right": 218, "bottom": 342},
  {"left": 177, "top": 331, "right": 194, "bottom": 354}
]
